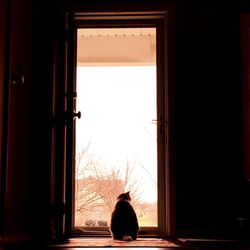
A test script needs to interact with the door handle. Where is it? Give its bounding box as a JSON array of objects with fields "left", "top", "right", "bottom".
[
  {"left": 73, "top": 111, "right": 81, "bottom": 119},
  {"left": 64, "top": 111, "right": 81, "bottom": 122}
]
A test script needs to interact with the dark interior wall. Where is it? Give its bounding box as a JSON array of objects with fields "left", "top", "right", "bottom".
[
  {"left": 3, "top": 0, "right": 33, "bottom": 238},
  {"left": 0, "top": 0, "right": 7, "bottom": 159},
  {"left": 0, "top": 0, "right": 8, "bottom": 235},
  {"left": 175, "top": 1, "right": 245, "bottom": 234},
  {"left": 0, "top": 0, "right": 250, "bottom": 243}
]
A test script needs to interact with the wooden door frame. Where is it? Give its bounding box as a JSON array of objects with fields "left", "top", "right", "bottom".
[{"left": 64, "top": 4, "right": 175, "bottom": 239}]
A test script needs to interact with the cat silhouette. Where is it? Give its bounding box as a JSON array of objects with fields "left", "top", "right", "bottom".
[{"left": 110, "top": 191, "right": 139, "bottom": 240}]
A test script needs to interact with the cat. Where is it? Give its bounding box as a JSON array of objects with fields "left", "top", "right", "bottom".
[{"left": 110, "top": 191, "right": 139, "bottom": 241}]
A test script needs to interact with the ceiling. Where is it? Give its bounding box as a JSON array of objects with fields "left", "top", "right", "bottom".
[{"left": 77, "top": 28, "right": 156, "bottom": 66}]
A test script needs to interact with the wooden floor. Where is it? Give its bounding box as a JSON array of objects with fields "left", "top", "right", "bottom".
[
  {"left": 2, "top": 240, "right": 250, "bottom": 250},
  {"left": 1, "top": 236, "right": 250, "bottom": 250}
]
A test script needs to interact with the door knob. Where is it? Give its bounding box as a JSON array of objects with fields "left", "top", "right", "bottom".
[
  {"left": 73, "top": 111, "right": 81, "bottom": 119},
  {"left": 64, "top": 111, "right": 81, "bottom": 122}
]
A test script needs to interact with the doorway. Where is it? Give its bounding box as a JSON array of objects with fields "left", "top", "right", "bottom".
[
  {"left": 75, "top": 27, "right": 157, "bottom": 230},
  {"left": 66, "top": 11, "right": 174, "bottom": 237}
]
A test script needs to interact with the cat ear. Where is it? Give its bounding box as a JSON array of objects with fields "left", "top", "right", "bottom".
[{"left": 126, "top": 191, "right": 131, "bottom": 200}]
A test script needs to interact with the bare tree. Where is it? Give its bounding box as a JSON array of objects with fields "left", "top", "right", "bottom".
[{"left": 75, "top": 143, "right": 146, "bottom": 226}]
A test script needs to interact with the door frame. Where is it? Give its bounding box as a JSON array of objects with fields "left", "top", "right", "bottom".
[{"left": 64, "top": 7, "right": 175, "bottom": 238}]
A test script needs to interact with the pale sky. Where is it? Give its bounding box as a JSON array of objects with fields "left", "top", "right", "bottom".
[{"left": 76, "top": 66, "right": 157, "bottom": 203}]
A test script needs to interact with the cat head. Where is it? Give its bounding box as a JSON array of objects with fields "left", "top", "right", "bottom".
[{"left": 117, "top": 191, "right": 131, "bottom": 201}]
